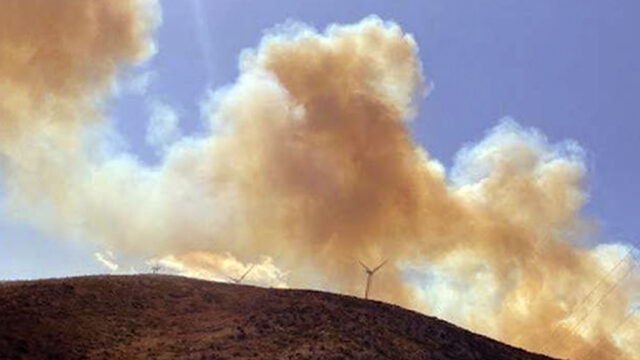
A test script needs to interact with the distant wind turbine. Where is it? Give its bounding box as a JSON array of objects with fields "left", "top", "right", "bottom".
[
  {"left": 226, "top": 264, "right": 256, "bottom": 284},
  {"left": 359, "top": 259, "right": 388, "bottom": 300},
  {"left": 151, "top": 263, "right": 162, "bottom": 274}
]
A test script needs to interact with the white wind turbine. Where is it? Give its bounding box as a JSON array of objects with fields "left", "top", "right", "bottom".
[
  {"left": 226, "top": 264, "right": 256, "bottom": 284},
  {"left": 359, "top": 259, "right": 388, "bottom": 299}
]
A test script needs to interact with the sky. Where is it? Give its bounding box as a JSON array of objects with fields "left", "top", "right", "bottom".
[{"left": 1, "top": 0, "right": 639, "bottom": 278}]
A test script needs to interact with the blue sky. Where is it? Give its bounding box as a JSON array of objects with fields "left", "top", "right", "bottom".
[{"left": 2, "top": 0, "right": 639, "bottom": 279}]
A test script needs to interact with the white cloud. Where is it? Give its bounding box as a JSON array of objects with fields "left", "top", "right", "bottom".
[
  {"left": 146, "top": 101, "right": 182, "bottom": 148},
  {"left": 94, "top": 251, "right": 119, "bottom": 272},
  {"left": 127, "top": 71, "right": 156, "bottom": 95},
  {"left": 153, "top": 252, "right": 288, "bottom": 288}
]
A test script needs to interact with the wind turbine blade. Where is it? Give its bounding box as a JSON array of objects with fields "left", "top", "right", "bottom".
[
  {"left": 239, "top": 263, "right": 256, "bottom": 282},
  {"left": 358, "top": 260, "right": 371, "bottom": 272},
  {"left": 372, "top": 259, "right": 388, "bottom": 273}
]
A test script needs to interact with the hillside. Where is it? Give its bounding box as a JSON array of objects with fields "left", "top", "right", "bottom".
[{"left": 0, "top": 275, "right": 559, "bottom": 360}]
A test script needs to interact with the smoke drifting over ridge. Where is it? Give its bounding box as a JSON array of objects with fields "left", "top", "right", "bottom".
[{"left": 0, "top": 1, "right": 638, "bottom": 359}]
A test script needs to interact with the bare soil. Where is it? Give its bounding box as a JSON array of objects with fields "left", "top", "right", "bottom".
[{"left": 0, "top": 275, "right": 559, "bottom": 360}]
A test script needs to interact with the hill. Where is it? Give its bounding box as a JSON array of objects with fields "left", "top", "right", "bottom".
[{"left": 0, "top": 275, "right": 559, "bottom": 360}]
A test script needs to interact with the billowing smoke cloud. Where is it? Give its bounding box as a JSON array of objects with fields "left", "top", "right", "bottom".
[
  {"left": 0, "top": 0, "right": 159, "bottom": 229},
  {"left": 0, "top": 2, "right": 638, "bottom": 359}
]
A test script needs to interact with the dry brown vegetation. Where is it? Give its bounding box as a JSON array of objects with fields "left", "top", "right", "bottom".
[{"left": 0, "top": 275, "right": 560, "bottom": 360}]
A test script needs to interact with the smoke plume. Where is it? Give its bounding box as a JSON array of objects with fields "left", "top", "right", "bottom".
[{"left": 0, "top": 2, "right": 637, "bottom": 359}]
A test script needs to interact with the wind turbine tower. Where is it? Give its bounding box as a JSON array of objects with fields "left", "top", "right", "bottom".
[{"left": 359, "top": 259, "right": 388, "bottom": 300}]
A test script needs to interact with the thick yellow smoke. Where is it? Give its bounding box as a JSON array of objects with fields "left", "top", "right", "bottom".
[
  {"left": 0, "top": 0, "right": 158, "bottom": 228},
  {"left": 0, "top": 2, "right": 637, "bottom": 359},
  {"left": 0, "top": 0, "right": 156, "bottom": 141}
]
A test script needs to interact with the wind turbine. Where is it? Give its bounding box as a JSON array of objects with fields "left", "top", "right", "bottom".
[
  {"left": 359, "top": 259, "right": 388, "bottom": 299},
  {"left": 151, "top": 263, "right": 162, "bottom": 274},
  {"left": 226, "top": 264, "right": 256, "bottom": 284}
]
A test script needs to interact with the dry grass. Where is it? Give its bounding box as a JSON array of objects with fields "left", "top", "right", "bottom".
[{"left": 0, "top": 275, "right": 559, "bottom": 360}]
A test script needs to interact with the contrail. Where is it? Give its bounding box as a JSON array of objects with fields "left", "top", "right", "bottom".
[{"left": 190, "top": 0, "right": 215, "bottom": 83}]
